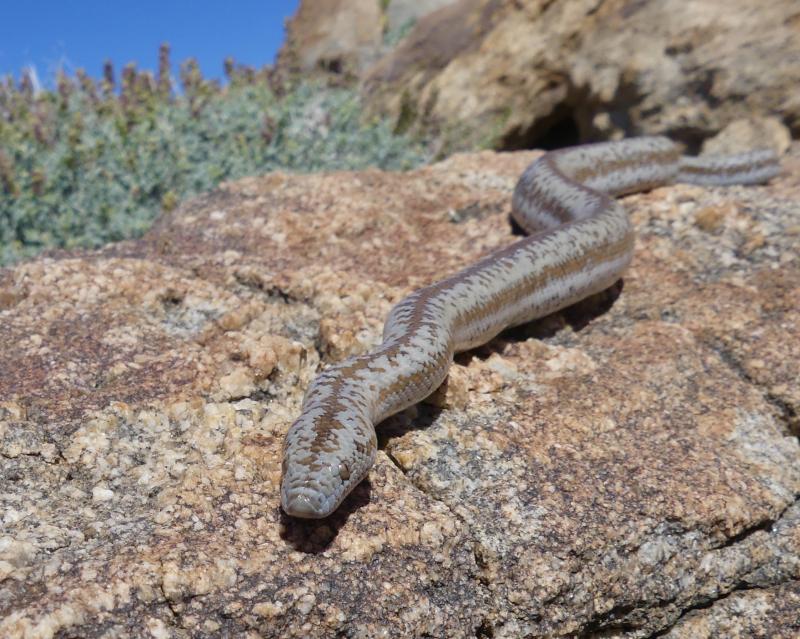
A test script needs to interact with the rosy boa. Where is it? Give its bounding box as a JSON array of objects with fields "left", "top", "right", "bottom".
[{"left": 280, "top": 137, "right": 780, "bottom": 519}]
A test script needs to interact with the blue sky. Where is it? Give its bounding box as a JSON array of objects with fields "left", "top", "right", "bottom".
[{"left": 0, "top": 0, "right": 300, "bottom": 86}]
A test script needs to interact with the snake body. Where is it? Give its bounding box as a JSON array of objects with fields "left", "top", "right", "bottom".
[{"left": 280, "top": 137, "right": 780, "bottom": 519}]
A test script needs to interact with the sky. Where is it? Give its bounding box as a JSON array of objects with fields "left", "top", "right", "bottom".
[{"left": 0, "top": 0, "right": 300, "bottom": 87}]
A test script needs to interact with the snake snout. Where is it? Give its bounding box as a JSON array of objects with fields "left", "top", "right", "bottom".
[{"left": 281, "top": 488, "right": 330, "bottom": 519}]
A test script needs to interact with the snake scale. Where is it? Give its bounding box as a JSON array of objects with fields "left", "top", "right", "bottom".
[{"left": 280, "top": 136, "right": 780, "bottom": 519}]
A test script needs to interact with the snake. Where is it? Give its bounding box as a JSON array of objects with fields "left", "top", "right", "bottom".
[{"left": 280, "top": 136, "right": 780, "bottom": 519}]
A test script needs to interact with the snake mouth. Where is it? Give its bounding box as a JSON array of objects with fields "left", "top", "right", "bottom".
[
  {"left": 280, "top": 473, "right": 348, "bottom": 519},
  {"left": 281, "top": 486, "right": 333, "bottom": 519},
  {"left": 283, "top": 493, "right": 327, "bottom": 518},
  {"left": 281, "top": 460, "right": 371, "bottom": 519}
]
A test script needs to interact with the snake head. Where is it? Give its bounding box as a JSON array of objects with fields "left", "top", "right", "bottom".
[{"left": 280, "top": 408, "right": 377, "bottom": 519}]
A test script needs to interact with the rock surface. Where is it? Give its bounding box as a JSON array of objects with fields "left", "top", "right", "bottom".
[
  {"left": 1, "top": 145, "right": 799, "bottom": 637},
  {"left": 276, "top": 0, "right": 383, "bottom": 78},
  {"left": 277, "top": 0, "right": 460, "bottom": 79},
  {"left": 279, "top": 0, "right": 800, "bottom": 152},
  {"left": 385, "top": 0, "right": 459, "bottom": 36}
]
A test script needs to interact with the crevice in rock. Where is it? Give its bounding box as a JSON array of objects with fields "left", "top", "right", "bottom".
[
  {"left": 574, "top": 579, "right": 681, "bottom": 637},
  {"left": 232, "top": 271, "right": 301, "bottom": 305},
  {"left": 646, "top": 582, "right": 767, "bottom": 639},
  {"left": 228, "top": 386, "right": 279, "bottom": 405},
  {"left": 712, "top": 506, "right": 784, "bottom": 550},
  {"left": 158, "top": 580, "right": 181, "bottom": 620},
  {"left": 494, "top": 70, "right": 760, "bottom": 157},
  {"left": 1, "top": 450, "right": 45, "bottom": 460},
  {"left": 765, "top": 391, "right": 799, "bottom": 438},
  {"left": 577, "top": 493, "right": 799, "bottom": 637},
  {"left": 379, "top": 415, "right": 501, "bottom": 594},
  {"left": 380, "top": 424, "right": 502, "bottom": 614},
  {"left": 381, "top": 444, "right": 470, "bottom": 531},
  {"left": 382, "top": 448, "right": 408, "bottom": 476},
  {"left": 702, "top": 338, "right": 799, "bottom": 438},
  {"left": 474, "top": 616, "right": 495, "bottom": 638},
  {"left": 498, "top": 104, "right": 581, "bottom": 152}
]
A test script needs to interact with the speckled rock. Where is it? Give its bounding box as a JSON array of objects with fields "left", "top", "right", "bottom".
[
  {"left": 1, "top": 144, "right": 799, "bottom": 638},
  {"left": 359, "top": 0, "right": 800, "bottom": 151},
  {"left": 276, "top": 0, "right": 384, "bottom": 78},
  {"left": 662, "top": 579, "right": 800, "bottom": 639},
  {"left": 276, "top": 0, "right": 460, "bottom": 79},
  {"left": 385, "top": 0, "right": 459, "bottom": 35}
]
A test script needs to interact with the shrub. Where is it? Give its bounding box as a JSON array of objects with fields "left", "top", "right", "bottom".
[{"left": 0, "top": 48, "right": 429, "bottom": 265}]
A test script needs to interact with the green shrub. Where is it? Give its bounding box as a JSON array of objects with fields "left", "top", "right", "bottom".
[{"left": 0, "top": 49, "right": 429, "bottom": 265}]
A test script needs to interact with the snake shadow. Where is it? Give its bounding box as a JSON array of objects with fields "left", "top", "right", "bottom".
[
  {"left": 375, "top": 279, "right": 625, "bottom": 462},
  {"left": 503, "top": 216, "right": 623, "bottom": 336},
  {"left": 383, "top": 278, "right": 624, "bottom": 440},
  {"left": 495, "top": 277, "right": 624, "bottom": 345},
  {"left": 279, "top": 278, "right": 623, "bottom": 552}
]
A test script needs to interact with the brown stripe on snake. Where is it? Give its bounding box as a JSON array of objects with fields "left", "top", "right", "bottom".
[
  {"left": 678, "top": 155, "right": 779, "bottom": 178},
  {"left": 453, "top": 230, "right": 634, "bottom": 336},
  {"left": 280, "top": 136, "right": 781, "bottom": 519},
  {"left": 568, "top": 147, "right": 682, "bottom": 188},
  {"left": 519, "top": 169, "right": 587, "bottom": 225}
]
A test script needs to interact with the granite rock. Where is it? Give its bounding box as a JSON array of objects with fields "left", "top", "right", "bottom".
[
  {"left": 276, "top": 0, "right": 384, "bottom": 78},
  {"left": 1, "top": 145, "right": 798, "bottom": 637},
  {"left": 385, "top": 0, "right": 460, "bottom": 36},
  {"left": 662, "top": 579, "right": 800, "bottom": 639},
  {"left": 276, "top": 0, "right": 461, "bottom": 79},
  {"left": 279, "top": 0, "right": 800, "bottom": 152}
]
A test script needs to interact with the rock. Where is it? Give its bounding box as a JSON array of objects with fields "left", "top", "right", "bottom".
[
  {"left": 701, "top": 117, "right": 793, "bottom": 157},
  {"left": 1, "top": 145, "right": 799, "bottom": 637},
  {"left": 358, "top": 0, "right": 800, "bottom": 151},
  {"left": 662, "top": 579, "right": 800, "bottom": 639},
  {"left": 276, "top": 0, "right": 384, "bottom": 77},
  {"left": 276, "top": 0, "right": 461, "bottom": 79},
  {"left": 385, "top": 0, "right": 460, "bottom": 36}
]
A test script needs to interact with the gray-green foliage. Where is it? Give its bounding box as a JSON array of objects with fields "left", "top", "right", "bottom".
[
  {"left": 383, "top": 18, "right": 417, "bottom": 47},
  {"left": 0, "top": 63, "right": 429, "bottom": 266}
]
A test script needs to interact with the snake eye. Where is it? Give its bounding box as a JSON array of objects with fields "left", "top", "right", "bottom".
[{"left": 338, "top": 461, "right": 351, "bottom": 481}]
